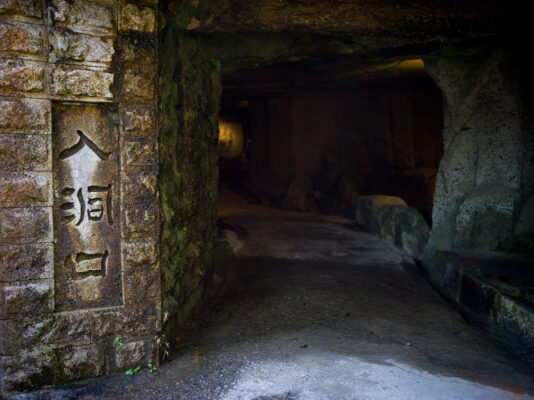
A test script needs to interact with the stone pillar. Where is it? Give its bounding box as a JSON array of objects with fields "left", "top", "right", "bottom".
[
  {"left": 423, "top": 51, "right": 534, "bottom": 260},
  {"left": 1, "top": 0, "right": 160, "bottom": 395}
]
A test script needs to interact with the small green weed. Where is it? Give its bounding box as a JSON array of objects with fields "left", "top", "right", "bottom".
[{"left": 125, "top": 365, "right": 141, "bottom": 375}]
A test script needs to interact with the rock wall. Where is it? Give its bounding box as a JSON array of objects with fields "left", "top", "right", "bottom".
[
  {"left": 423, "top": 50, "right": 534, "bottom": 259},
  {"left": 159, "top": 26, "right": 221, "bottom": 341},
  {"left": 0, "top": 0, "right": 160, "bottom": 395},
  {"left": 247, "top": 81, "right": 443, "bottom": 223}
]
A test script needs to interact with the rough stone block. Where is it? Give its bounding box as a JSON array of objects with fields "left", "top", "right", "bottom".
[
  {"left": 121, "top": 205, "right": 159, "bottom": 239},
  {"left": 119, "top": 3, "right": 156, "bottom": 33},
  {"left": 0, "top": 171, "right": 52, "bottom": 207},
  {"left": 121, "top": 69, "right": 155, "bottom": 101},
  {"left": 123, "top": 240, "right": 158, "bottom": 267},
  {"left": 51, "top": 66, "right": 113, "bottom": 99},
  {"left": 0, "top": 207, "right": 52, "bottom": 244},
  {"left": 48, "top": 0, "right": 113, "bottom": 32},
  {"left": 0, "top": 22, "right": 43, "bottom": 56},
  {"left": 0, "top": 134, "right": 51, "bottom": 171},
  {"left": 0, "top": 319, "right": 17, "bottom": 355},
  {"left": 58, "top": 343, "right": 107, "bottom": 380},
  {"left": 124, "top": 265, "right": 159, "bottom": 305},
  {"left": 121, "top": 172, "right": 158, "bottom": 205},
  {"left": 0, "top": 243, "right": 53, "bottom": 283},
  {"left": 118, "top": 34, "right": 156, "bottom": 67},
  {"left": 123, "top": 241, "right": 159, "bottom": 305},
  {"left": 0, "top": 98, "right": 50, "bottom": 134},
  {"left": 0, "top": 59, "right": 44, "bottom": 92},
  {"left": 355, "top": 195, "right": 408, "bottom": 233},
  {"left": 49, "top": 29, "right": 115, "bottom": 64},
  {"left": 0, "top": 349, "right": 54, "bottom": 394},
  {"left": 0, "top": 279, "right": 53, "bottom": 318},
  {"left": 112, "top": 337, "right": 154, "bottom": 371},
  {"left": 90, "top": 306, "right": 158, "bottom": 339},
  {"left": 380, "top": 206, "right": 430, "bottom": 259},
  {"left": 1, "top": 306, "right": 156, "bottom": 356},
  {"left": 120, "top": 137, "right": 157, "bottom": 171},
  {"left": 120, "top": 105, "right": 155, "bottom": 137},
  {"left": 0, "top": 0, "right": 42, "bottom": 18}
]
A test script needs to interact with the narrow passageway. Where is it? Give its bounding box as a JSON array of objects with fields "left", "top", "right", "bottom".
[{"left": 22, "top": 187, "right": 534, "bottom": 400}]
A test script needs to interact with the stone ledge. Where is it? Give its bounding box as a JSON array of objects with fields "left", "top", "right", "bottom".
[{"left": 423, "top": 250, "right": 534, "bottom": 366}]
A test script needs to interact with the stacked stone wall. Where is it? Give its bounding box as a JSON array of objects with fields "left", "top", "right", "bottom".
[{"left": 0, "top": 0, "right": 160, "bottom": 395}]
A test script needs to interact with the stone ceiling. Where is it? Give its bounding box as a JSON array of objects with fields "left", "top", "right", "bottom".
[{"left": 162, "top": 0, "right": 527, "bottom": 98}]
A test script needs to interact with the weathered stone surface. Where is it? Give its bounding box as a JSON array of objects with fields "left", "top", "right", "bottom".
[
  {"left": 0, "top": 349, "right": 54, "bottom": 393},
  {"left": 0, "top": 98, "right": 50, "bottom": 134},
  {"left": 49, "top": 29, "right": 115, "bottom": 64},
  {"left": 355, "top": 195, "right": 408, "bottom": 233},
  {"left": 514, "top": 195, "right": 534, "bottom": 237},
  {"left": 118, "top": 34, "right": 156, "bottom": 67},
  {"left": 0, "top": 318, "right": 17, "bottom": 355},
  {"left": 0, "top": 59, "right": 44, "bottom": 92},
  {"left": 0, "top": 171, "right": 52, "bottom": 207},
  {"left": 119, "top": 3, "right": 156, "bottom": 33},
  {"left": 48, "top": 0, "right": 113, "bottom": 31},
  {"left": 424, "top": 52, "right": 534, "bottom": 258},
  {"left": 122, "top": 205, "right": 159, "bottom": 239},
  {"left": 0, "top": 243, "right": 53, "bottom": 283},
  {"left": 120, "top": 138, "right": 157, "bottom": 171},
  {"left": 51, "top": 66, "right": 114, "bottom": 98},
  {"left": 121, "top": 69, "right": 155, "bottom": 101},
  {"left": 380, "top": 206, "right": 430, "bottom": 259},
  {"left": 0, "top": 279, "right": 53, "bottom": 318},
  {"left": 121, "top": 172, "right": 158, "bottom": 204},
  {"left": 113, "top": 338, "right": 155, "bottom": 371},
  {"left": 0, "top": 0, "right": 42, "bottom": 18},
  {"left": 160, "top": 33, "right": 221, "bottom": 338},
  {"left": 120, "top": 105, "right": 155, "bottom": 137},
  {"left": 0, "top": 134, "right": 51, "bottom": 171},
  {"left": 0, "top": 306, "right": 158, "bottom": 356},
  {"left": 124, "top": 265, "right": 159, "bottom": 304},
  {"left": 58, "top": 344, "right": 107, "bottom": 380},
  {"left": 0, "top": 22, "right": 43, "bottom": 55},
  {"left": 453, "top": 186, "right": 522, "bottom": 251},
  {"left": 90, "top": 306, "right": 158, "bottom": 339},
  {"left": 123, "top": 240, "right": 158, "bottom": 267},
  {"left": 0, "top": 207, "right": 52, "bottom": 244},
  {"left": 123, "top": 240, "right": 159, "bottom": 305}
]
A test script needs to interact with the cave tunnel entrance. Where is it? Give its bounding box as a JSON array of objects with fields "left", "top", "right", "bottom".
[{"left": 217, "top": 58, "right": 443, "bottom": 227}]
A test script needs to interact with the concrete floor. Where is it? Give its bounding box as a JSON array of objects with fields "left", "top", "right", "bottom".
[{"left": 14, "top": 188, "right": 534, "bottom": 400}]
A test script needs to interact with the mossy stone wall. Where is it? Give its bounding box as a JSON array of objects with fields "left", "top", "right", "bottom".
[{"left": 159, "top": 24, "right": 221, "bottom": 339}]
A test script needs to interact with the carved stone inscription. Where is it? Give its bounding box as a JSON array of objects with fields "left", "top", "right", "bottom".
[{"left": 53, "top": 103, "right": 121, "bottom": 311}]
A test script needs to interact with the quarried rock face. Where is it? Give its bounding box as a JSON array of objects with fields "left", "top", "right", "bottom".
[
  {"left": 0, "top": 0, "right": 160, "bottom": 395},
  {"left": 424, "top": 51, "right": 534, "bottom": 258}
]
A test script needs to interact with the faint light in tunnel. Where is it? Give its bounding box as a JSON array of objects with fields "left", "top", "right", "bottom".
[{"left": 219, "top": 120, "right": 245, "bottom": 159}]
